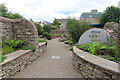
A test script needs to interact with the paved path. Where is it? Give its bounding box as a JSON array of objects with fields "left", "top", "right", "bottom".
[{"left": 15, "top": 39, "right": 82, "bottom": 78}]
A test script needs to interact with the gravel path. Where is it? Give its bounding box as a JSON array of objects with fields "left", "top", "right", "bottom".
[{"left": 15, "top": 39, "right": 82, "bottom": 78}]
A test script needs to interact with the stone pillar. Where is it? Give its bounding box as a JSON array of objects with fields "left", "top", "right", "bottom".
[{"left": 116, "top": 2, "right": 120, "bottom": 63}]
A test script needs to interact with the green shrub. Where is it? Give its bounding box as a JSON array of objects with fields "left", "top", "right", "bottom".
[
  {"left": 42, "top": 32, "right": 51, "bottom": 40},
  {"left": 43, "top": 24, "right": 52, "bottom": 33},
  {"left": 100, "top": 55, "right": 120, "bottom": 63},
  {"left": 51, "top": 25, "right": 58, "bottom": 30},
  {"left": 116, "top": 44, "right": 120, "bottom": 61},
  {"left": 55, "top": 34, "right": 62, "bottom": 37},
  {"left": 100, "top": 39, "right": 117, "bottom": 57},
  {"left": 39, "top": 40, "right": 46, "bottom": 43},
  {"left": 2, "top": 41, "right": 9, "bottom": 47},
  {"left": 100, "top": 6, "right": 120, "bottom": 26},
  {"left": 18, "top": 46, "right": 36, "bottom": 51},
  {"left": 77, "top": 43, "right": 99, "bottom": 55},
  {"left": 4, "top": 37, "right": 24, "bottom": 49},
  {"left": 2, "top": 47, "right": 15, "bottom": 55},
  {"left": 0, "top": 4, "right": 24, "bottom": 19},
  {"left": 66, "top": 18, "right": 91, "bottom": 42},
  {"left": 59, "top": 38, "right": 65, "bottom": 42},
  {"left": 39, "top": 35, "right": 44, "bottom": 38},
  {"left": 69, "top": 46, "right": 73, "bottom": 51},
  {"left": 0, "top": 55, "right": 6, "bottom": 63},
  {"left": 63, "top": 34, "right": 68, "bottom": 38},
  {"left": 53, "top": 18, "right": 61, "bottom": 25},
  {"left": 52, "top": 26, "right": 56, "bottom": 30},
  {"left": 69, "top": 41, "right": 74, "bottom": 45},
  {"left": 34, "top": 22, "right": 43, "bottom": 35},
  {"left": 64, "top": 40, "right": 70, "bottom": 44},
  {"left": 77, "top": 41, "right": 120, "bottom": 63}
]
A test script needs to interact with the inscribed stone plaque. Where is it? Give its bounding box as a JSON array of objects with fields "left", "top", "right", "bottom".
[{"left": 78, "top": 28, "right": 110, "bottom": 45}]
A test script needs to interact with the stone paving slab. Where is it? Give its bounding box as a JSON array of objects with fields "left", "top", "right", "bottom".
[{"left": 15, "top": 39, "right": 82, "bottom": 78}]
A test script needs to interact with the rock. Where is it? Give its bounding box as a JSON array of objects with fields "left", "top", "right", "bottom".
[
  {"left": 103, "top": 22, "right": 119, "bottom": 42},
  {"left": 78, "top": 28, "right": 110, "bottom": 45}
]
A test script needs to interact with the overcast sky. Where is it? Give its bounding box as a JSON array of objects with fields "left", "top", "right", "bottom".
[{"left": 1, "top": 0, "right": 120, "bottom": 22}]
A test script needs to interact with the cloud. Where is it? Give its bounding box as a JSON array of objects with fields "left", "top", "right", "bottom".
[{"left": 1, "top": 0, "right": 119, "bottom": 22}]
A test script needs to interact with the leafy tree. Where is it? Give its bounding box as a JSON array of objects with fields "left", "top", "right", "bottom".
[
  {"left": 43, "top": 24, "right": 52, "bottom": 33},
  {"left": 100, "top": 6, "right": 120, "bottom": 26},
  {"left": 0, "top": 3, "right": 8, "bottom": 16},
  {"left": 34, "top": 22, "right": 43, "bottom": 35},
  {"left": 42, "top": 32, "right": 51, "bottom": 40},
  {"left": 53, "top": 18, "right": 59, "bottom": 25},
  {"left": 66, "top": 18, "right": 91, "bottom": 42},
  {"left": 0, "top": 3, "right": 24, "bottom": 19}
]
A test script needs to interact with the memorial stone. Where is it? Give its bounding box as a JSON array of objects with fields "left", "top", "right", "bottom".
[{"left": 78, "top": 28, "right": 110, "bottom": 45}]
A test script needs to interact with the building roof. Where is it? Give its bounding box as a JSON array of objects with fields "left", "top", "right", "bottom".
[
  {"left": 57, "top": 19, "right": 67, "bottom": 23},
  {"left": 80, "top": 10, "right": 102, "bottom": 18},
  {"left": 79, "top": 18, "right": 100, "bottom": 25},
  {"left": 82, "top": 12, "right": 102, "bottom": 15}
]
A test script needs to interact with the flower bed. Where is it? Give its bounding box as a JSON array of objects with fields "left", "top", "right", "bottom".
[{"left": 77, "top": 42, "right": 120, "bottom": 63}]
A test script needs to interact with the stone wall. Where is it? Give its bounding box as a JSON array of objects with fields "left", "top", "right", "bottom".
[
  {"left": 0, "top": 16, "right": 38, "bottom": 47},
  {"left": 72, "top": 46, "right": 120, "bottom": 79},
  {"left": 0, "top": 42, "right": 47, "bottom": 78}
]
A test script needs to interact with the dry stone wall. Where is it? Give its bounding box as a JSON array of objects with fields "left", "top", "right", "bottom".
[
  {"left": 0, "top": 16, "right": 38, "bottom": 47},
  {"left": 0, "top": 17, "right": 48, "bottom": 79},
  {"left": 0, "top": 42, "right": 47, "bottom": 78},
  {"left": 72, "top": 46, "right": 120, "bottom": 79}
]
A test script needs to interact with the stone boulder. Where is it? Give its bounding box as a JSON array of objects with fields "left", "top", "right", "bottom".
[
  {"left": 78, "top": 28, "right": 110, "bottom": 45},
  {"left": 103, "top": 22, "right": 119, "bottom": 42}
]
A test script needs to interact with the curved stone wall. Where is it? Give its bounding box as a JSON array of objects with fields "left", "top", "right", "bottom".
[
  {"left": 72, "top": 46, "right": 120, "bottom": 79},
  {"left": 0, "top": 16, "right": 38, "bottom": 47}
]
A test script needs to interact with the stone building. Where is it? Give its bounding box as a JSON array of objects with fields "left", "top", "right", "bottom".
[
  {"left": 57, "top": 18, "right": 67, "bottom": 30},
  {"left": 37, "top": 20, "right": 52, "bottom": 26}
]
